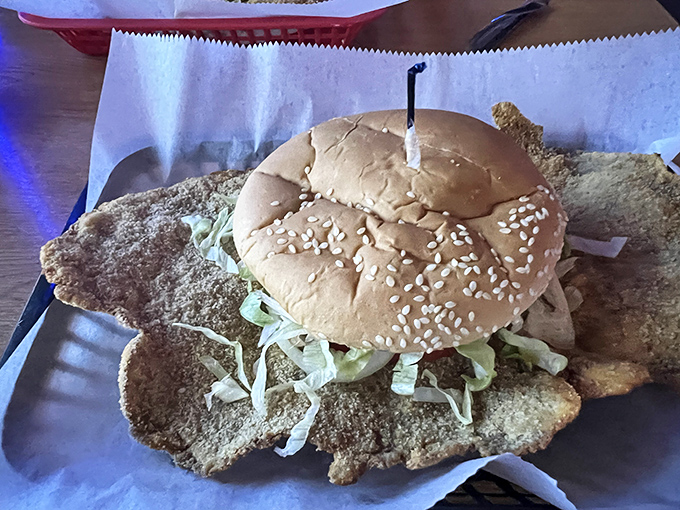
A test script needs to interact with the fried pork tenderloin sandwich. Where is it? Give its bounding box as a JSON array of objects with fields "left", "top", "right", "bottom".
[
  {"left": 221, "top": 109, "right": 572, "bottom": 454},
  {"left": 233, "top": 109, "right": 567, "bottom": 353}
]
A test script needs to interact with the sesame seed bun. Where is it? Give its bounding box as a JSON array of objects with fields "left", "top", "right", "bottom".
[{"left": 233, "top": 110, "right": 567, "bottom": 353}]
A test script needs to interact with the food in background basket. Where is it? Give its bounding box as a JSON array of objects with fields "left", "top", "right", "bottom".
[{"left": 41, "top": 104, "right": 669, "bottom": 484}]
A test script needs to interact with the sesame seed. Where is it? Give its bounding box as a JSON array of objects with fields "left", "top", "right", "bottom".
[
  {"left": 288, "top": 245, "right": 296, "bottom": 253},
  {"left": 519, "top": 196, "right": 530, "bottom": 202},
  {"left": 499, "top": 228, "right": 512, "bottom": 234},
  {"left": 517, "top": 293, "right": 524, "bottom": 300},
  {"left": 498, "top": 221, "right": 508, "bottom": 227},
  {"left": 441, "top": 268, "right": 451, "bottom": 277},
  {"left": 400, "top": 339, "right": 407, "bottom": 348},
  {"left": 312, "top": 239, "right": 319, "bottom": 248},
  {"left": 473, "top": 266, "right": 481, "bottom": 275},
  {"left": 508, "top": 294, "right": 514, "bottom": 303},
  {"left": 433, "top": 253, "right": 442, "bottom": 264},
  {"left": 454, "top": 240, "right": 465, "bottom": 246},
  {"left": 267, "top": 252, "right": 274, "bottom": 259},
  {"left": 483, "top": 292, "right": 492, "bottom": 300},
  {"left": 416, "top": 274, "right": 424, "bottom": 286},
  {"left": 516, "top": 267, "right": 529, "bottom": 274},
  {"left": 362, "top": 340, "right": 372, "bottom": 347},
  {"left": 402, "top": 305, "right": 411, "bottom": 315},
  {"left": 528, "top": 237, "right": 535, "bottom": 246},
  {"left": 322, "top": 220, "right": 332, "bottom": 229},
  {"left": 406, "top": 191, "right": 416, "bottom": 198},
  {"left": 454, "top": 317, "right": 462, "bottom": 328},
  {"left": 304, "top": 166, "right": 311, "bottom": 174},
  {"left": 513, "top": 307, "right": 521, "bottom": 315},
  {"left": 424, "top": 329, "right": 433, "bottom": 339},
  {"left": 450, "top": 232, "right": 458, "bottom": 241},
  {"left": 386, "top": 337, "right": 393, "bottom": 347},
  {"left": 438, "top": 323, "right": 446, "bottom": 331},
  {"left": 526, "top": 215, "right": 535, "bottom": 222},
  {"left": 510, "top": 223, "right": 520, "bottom": 229},
  {"left": 504, "top": 256, "right": 515, "bottom": 263},
  {"left": 533, "top": 226, "right": 540, "bottom": 234},
  {"left": 308, "top": 273, "right": 316, "bottom": 282},
  {"left": 266, "top": 228, "right": 273, "bottom": 236},
  {"left": 403, "top": 259, "right": 413, "bottom": 265},
  {"left": 490, "top": 274, "right": 498, "bottom": 283},
  {"left": 390, "top": 295, "right": 400, "bottom": 303},
  {"left": 387, "top": 264, "right": 397, "bottom": 272},
  {"left": 474, "top": 291, "right": 483, "bottom": 299},
  {"left": 274, "top": 227, "right": 285, "bottom": 234},
  {"left": 464, "top": 267, "right": 473, "bottom": 276},
  {"left": 433, "top": 281, "right": 444, "bottom": 289},
  {"left": 404, "top": 284, "right": 413, "bottom": 292},
  {"left": 469, "top": 281, "right": 478, "bottom": 292},
  {"left": 386, "top": 275, "right": 396, "bottom": 287},
  {"left": 443, "top": 211, "right": 450, "bottom": 216},
  {"left": 307, "top": 216, "right": 318, "bottom": 222},
  {"left": 404, "top": 325, "right": 412, "bottom": 335},
  {"left": 414, "top": 319, "right": 422, "bottom": 329},
  {"left": 448, "top": 311, "right": 456, "bottom": 321},
  {"left": 434, "top": 341, "right": 443, "bottom": 349},
  {"left": 527, "top": 254, "right": 534, "bottom": 263},
  {"left": 299, "top": 193, "right": 308, "bottom": 200},
  {"left": 303, "top": 242, "right": 312, "bottom": 249},
  {"left": 397, "top": 314, "right": 407, "bottom": 325},
  {"left": 461, "top": 256, "right": 471, "bottom": 262},
  {"left": 476, "top": 326, "right": 484, "bottom": 334},
  {"left": 375, "top": 335, "right": 385, "bottom": 344},
  {"left": 357, "top": 227, "right": 366, "bottom": 235},
  {"left": 365, "top": 274, "right": 375, "bottom": 281},
  {"left": 414, "top": 295, "right": 426, "bottom": 302},
  {"left": 529, "top": 288, "right": 537, "bottom": 296},
  {"left": 332, "top": 247, "right": 342, "bottom": 255},
  {"left": 527, "top": 203, "right": 536, "bottom": 210},
  {"left": 270, "top": 201, "right": 280, "bottom": 206},
  {"left": 463, "top": 288, "right": 473, "bottom": 297},
  {"left": 426, "top": 263, "right": 437, "bottom": 272},
  {"left": 520, "top": 219, "right": 529, "bottom": 227},
  {"left": 314, "top": 248, "right": 321, "bottom": 255},
  {"left": 362, "top": 235, "right": 370, "bottom": 245},
  {"left": 420, "top": 317, "right": 430, "bottom": 324},
  {"left": 315, "top": 193, "right": 321, "bottom": 200},
  {"left": 366, "top": 198, "right": 375, "bottom": 206},
  {"left": 337, "top": 232, "right": 346, "bottom": 241},
  {"left": 493, "top": 287, "right": 501, "bottom": 295},
  {"left": 460, "top": 327, "right": 470, "bottom": 336},
  {"left": 519, "top": 247, "right": 529, "bottom": 253},
  {"left": 392, "top": 325, "right": 402, "bottom": 332},
  {"left": 356, "top": 263, "right": 364, "bottom": 272},
  {"left": 370, "top": 265, "right": 378, "bottom": 276},
  {"left": 468, "top": 311, "right": 475, "bottom": 321},
  {"left": 335, "top": 260, "right": 344, "bottom": 268},
  {"left": 464, "top": 237, "right": 473, "bottom": 245},
  {"left": 277, "top": 239, "right": 287, "bottom": 245},
  {"left": 427, "top": 241, "right": 437, "bottom": 249},
  {"left": 457, "top": 224, "right": 466, "bottom": 230}
]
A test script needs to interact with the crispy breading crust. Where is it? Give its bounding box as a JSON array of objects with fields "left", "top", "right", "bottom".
[
  {"left": 41, "top": 170, "right": 581, "bottom": 484},
  {"left": 494, "top": 102, "right": 678, "bottom": 394}
]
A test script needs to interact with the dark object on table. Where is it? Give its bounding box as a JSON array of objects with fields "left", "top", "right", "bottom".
[{"left": 468, "top": 0, "right": 551, "bottom": 52}]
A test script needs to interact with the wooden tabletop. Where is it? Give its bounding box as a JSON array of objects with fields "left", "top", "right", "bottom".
[{"left": 0, "top": 0, "right": 676, "bottom": 356}]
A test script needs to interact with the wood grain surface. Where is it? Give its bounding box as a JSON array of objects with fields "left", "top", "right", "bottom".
[{"left": 0, "top": 0, "right": 676, "bottom": 356}]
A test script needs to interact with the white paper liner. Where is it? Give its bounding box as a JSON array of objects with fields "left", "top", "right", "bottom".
[
  {"left": 2, "top": 29, "right": 680, "bottom": 509},
  {"left": 0, "top": 0, "right": 405, "bottom": 20}
]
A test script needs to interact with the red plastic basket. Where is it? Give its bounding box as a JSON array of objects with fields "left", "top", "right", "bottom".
[{"left": 18, "top": 9, "right": 386, "bottom": 56}]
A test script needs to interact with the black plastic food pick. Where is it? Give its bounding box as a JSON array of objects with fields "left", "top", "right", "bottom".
[{"left": 407, "top": 62, "right": 427, "bottom": 129}]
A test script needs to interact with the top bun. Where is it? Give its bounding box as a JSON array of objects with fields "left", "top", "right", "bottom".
[{"left": 233, "top": 110, "right": 567, "bottom": 353}]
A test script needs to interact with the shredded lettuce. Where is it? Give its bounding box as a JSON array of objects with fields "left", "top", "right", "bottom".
[
  {"left": 334, "top": 348, "right": 393, "bottom": 383},
  {"left": 182, "top": 205, "right": 238, "bottom": 274},
  {"left": 455, "top": 336, "right": 496, "bottom": 392},
  {"left": 198, "top": 355, "right": 248, "bottom": 410},
  {"left": 174, "top": 323, "right": 251, "bottom": 391},
  {"left": 421, "top": 369, "right": 472, "bottom": 426},
  {"left": 497, "top": 328, "right": 568, "bottom": 376},
  {"left": 391, "top": 352, "right": 424, "bottom": 395},
  {"left": 240, "top": 291, "right": 278, "bottom": 327},
  {"left": 274, "top": 381, "right": 321, "bottom": 457},
  {"left": 274, "top": 340, "right": 337, "bottom": 457},
  {"left": 565, "top": 234, "right": 627, "bottom": 258}
]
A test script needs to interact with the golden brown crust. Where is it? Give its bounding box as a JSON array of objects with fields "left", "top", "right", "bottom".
[
  {"left": 493, "top": 101, "right": 675, "bottom": 395},
  {"left": 41, "top": 166, "right": 581, "bottom": 485},
  {"left": 233, "top": 110, "right": 567, "bottom": 352}
]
